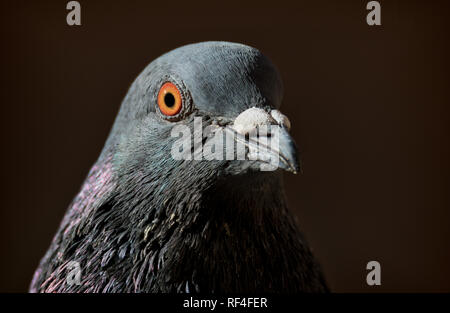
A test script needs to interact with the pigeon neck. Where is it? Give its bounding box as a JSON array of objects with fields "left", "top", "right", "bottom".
[{"left": 145, "top": 171, "right": 318, "bottom": 292}]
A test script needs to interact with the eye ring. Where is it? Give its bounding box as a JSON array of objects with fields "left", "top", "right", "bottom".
[{"left": 157, "top": 82, "right": 183, "bottom": 116}]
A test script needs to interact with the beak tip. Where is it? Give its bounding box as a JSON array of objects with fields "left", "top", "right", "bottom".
[
  {"left": 278, "top": 156, "right": 301, "bottom": 174},
  {"left": 288, "top": 162, "right": 301, "bottom": 175}
]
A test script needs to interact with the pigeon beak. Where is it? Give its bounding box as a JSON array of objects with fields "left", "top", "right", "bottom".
[
  {"left": 226, "top": 107, "right": 301, "bottom": 174},
  {"left": 267, "top": 126, "right": 301, "bottom": 174}
]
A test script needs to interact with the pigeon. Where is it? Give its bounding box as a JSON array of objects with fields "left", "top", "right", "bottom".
[{"left": 30, "top": 41, "right": 328, "bottom": 293}]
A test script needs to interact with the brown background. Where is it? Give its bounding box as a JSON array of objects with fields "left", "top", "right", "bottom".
[{"left": 0, "top": 0, "right": 449, "bottom": 292}]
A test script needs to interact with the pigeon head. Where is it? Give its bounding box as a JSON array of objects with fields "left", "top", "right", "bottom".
[
  {"left": 30, "top": 42, "right": 328, "bottom": 293},
  {"left": 107, "top": 41, "right": 299, "bottom": 196}
]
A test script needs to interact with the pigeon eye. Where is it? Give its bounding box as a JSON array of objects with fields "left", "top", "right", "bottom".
[{"left": 157, "top": 82, "right": 182, "bottom": 116}]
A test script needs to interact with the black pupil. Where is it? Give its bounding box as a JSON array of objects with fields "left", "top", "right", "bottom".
[{"left": 164, "top": 93, "right": 176, "bottom": 108}]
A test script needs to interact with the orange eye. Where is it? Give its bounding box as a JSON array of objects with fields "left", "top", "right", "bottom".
[{"left": 157, "top": 82, "right": 182, "bottom": 116}]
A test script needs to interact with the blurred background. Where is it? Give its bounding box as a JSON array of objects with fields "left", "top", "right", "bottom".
[{"left": 0, "top": 0, "right": 449, "bottom": 292}]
